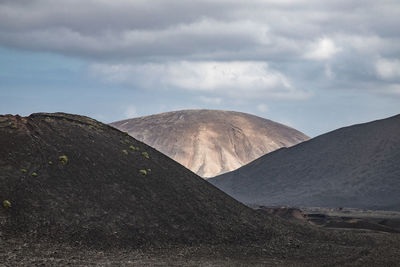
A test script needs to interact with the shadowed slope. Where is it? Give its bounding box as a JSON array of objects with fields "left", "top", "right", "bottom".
[
  {"left": 1, "top": 113, "right": 400, "bottom": 266},
  {"left": 210, "top": 114, "right": 400, "bottom": 210},
  {"left": 0, "top": 112, "right": 309, "bottom": 248},
  {"left": 111, "top": 110, "right": 308, "bottom": 178}
]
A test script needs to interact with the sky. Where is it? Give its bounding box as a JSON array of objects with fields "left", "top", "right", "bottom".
[{"left": 0, "top": 0, "right": 399, "bottom": 137}]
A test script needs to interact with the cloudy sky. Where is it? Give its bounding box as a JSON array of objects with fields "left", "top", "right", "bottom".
[{"left": 1, "top": 0, "right": 399, "bottom": 136}]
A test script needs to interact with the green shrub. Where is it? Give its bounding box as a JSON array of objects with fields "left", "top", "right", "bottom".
[
  {"left": 139, "top": 169, "right": 147, "bottom": 176},
  {"left": 59, "top": 155, "right": 68, "bottom": 165},
  {"left": 2, "top": 200, "right": 11, "bottom": 209},
  {"left": 142, "top": 152, "right": 149, "bottom": 159},
  {"left": 122, "top": 149, "right": 128, "bottom": 155},
  {"left": 124, "top": 139, "right": 130, "bottom": 144},
  {"left": 124, "top": 132, "right": 129, "bottom": 136},
  {"left": 147, "top": 168, "right": 151, "bottom": 172},
  {"left": 21, "top": 168, "right": 27, "bottom": 174},
  {"left": 31, "top": 172, "right": 38, "bottom": 177},
  {"left": 129, "top": 145, "right": 135, "bottom": 150},
  {"left": 48, "top": 161, "right": 53, "bottom": 165}
]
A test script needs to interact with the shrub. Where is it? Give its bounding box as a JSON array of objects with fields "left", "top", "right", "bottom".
[
  {"left": 142, "top": 152, "right": 149, "bottom": 159},
  {"left": 124, "top": 132, "right": 129, "bottom": 136},
  {"left": 48, "top": 161, "right": 53, "bottom": 165},
  {"left": 122, "top": 149, "right": 128, "bottom": 155},
  {"left": 129, "top": 145, "right": 135, "bottom": 150},
  {"left": 2, "top": 200, "right": 11, "bottom": 209},
  {"left": 59, "top": 155, "right": 68, "bottom": 165},
  {"left": 31, "top": 172, "right": 38, "bottom": 177},
  {"left": 139, "top": 169, "right": 147, "bottom": 176},
  {"left": 21, "top": 168, "right": 27, "bottom": 174},
  {"left": 147, "top": 168, "right": 151, "bottom": 172},
  {"left": 124, "top": 139, "right": 130, "bottom": 144}
]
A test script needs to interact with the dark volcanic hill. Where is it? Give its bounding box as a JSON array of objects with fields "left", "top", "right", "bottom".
[
  {"left": 210, "top": 114, "right": 400, "bottom": 211},
  {"left": 0, "top": 112, "right": 309, "bottom": 248},
  {"left": 2, "top": 113, "right": 400, "bottom": 266},
  {"left": 110, "top": 110, "right": 309, "bottom": 178}
]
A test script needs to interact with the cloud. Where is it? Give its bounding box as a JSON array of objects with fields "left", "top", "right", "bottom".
[
  {"left": 324, "top": 64, "right": 335, "bottom": 79},
  {"left": 256, "top": 104, "right": 269, "bottom": 113},
  {"left": 385, "top": 84, "right": 400, "bottom": 95},
  {"left": 90, "top": 61, "right": 310, "bottom": 100},
  {"left": 304, "top": 37, "right": 341, "bottom": 61},
  {"left": 375, "top": 58, "right": 400, "bottom": 80},
  {"left": 199, "top": 96, "right": 222, "bottom": 105},
  {"left": 0, "top": 0, "right": 399, "bottom": 98},
  {"left": 0, "top": 0, "right": 397, "bottom": 62},
  {"left": 124, "top": 105, "right": 137, "bottom": 118}
]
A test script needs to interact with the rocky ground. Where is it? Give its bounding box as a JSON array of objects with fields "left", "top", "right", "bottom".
[
  {"left": 1, "top": 113, "right": 400, "bottom": 266},
  {"left": 1, "top": 230, "right": 400, "bottom": 266},
  {"left": 256, "top": 206, "right": 400, "bottom": 234}
]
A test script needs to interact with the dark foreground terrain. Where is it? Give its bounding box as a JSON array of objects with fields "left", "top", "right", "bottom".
[
  {"left": 256, "top": 206, "right": 400, "bottom": 233},
  {"left": 1, "top": 227, "right": 400, "bottom": 266},
  {"left": 1, "top": 113, "right": 400, "bottom": 266},
  {"left": 304, "top": 207, "right": 400, "bottom": 234}
]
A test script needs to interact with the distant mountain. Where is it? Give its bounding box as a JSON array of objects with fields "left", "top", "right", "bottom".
[
  {"left": 110, "top": 110, "right": 309, "bottom": 178},
  {"left": 0, "top": 112, "right": 307, "bottom": 248},
  {"left": 210, "top": 114, "right": 400, "bottom": 211}
]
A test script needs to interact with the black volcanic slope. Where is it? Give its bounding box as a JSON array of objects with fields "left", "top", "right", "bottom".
[
  {"left": 0, "top": 112, "right": 310, "bottom": 248},
  {"left": 210, "top": 114, "right": 400, "bottom": 210},
  {"left": 2, "top": 113, "right": 400, "bottom": 266}
]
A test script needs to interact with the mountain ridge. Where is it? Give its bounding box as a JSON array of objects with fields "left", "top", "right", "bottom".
[
  {"left": 210, "top": 113, "right": 400, "bottom": 210},
  {"left": 111, "top": 109, "right": 309, "bottom": 177}
]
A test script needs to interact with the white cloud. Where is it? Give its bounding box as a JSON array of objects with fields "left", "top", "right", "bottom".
[
  {"left": 304, "top": 37, "right": 341, "bottom": 61},
  {"left": 256, "top": 104, "right": 269, "bottom": 113},
  {"left": 124, "top": 105, "right": 137, "bottom": 118},
  {"left": 91, "top": 61, "right": 310, "bottom": 100},
  {"left": 199, "top": 96, "right": 222, "bottom": 104},
  {"left": 375, "top": 58, "right": 400, "bottom": 80}
]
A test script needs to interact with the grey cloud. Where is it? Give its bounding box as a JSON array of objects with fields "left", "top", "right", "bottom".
[
  {"left": 0, "top": 0, "right": 397, "bottom": 60},
  {"left": 89, "top": 61, "right": 311, "bottom": 100},
  {"left": 0, "top": 0, "right": 399, "bottom": 97}
]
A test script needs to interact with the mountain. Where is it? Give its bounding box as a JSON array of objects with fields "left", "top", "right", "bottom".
[
  {"left": 110, "top": 110, "right": 309, "bottom": 178},
  {"left": 2, "top": 113, "right": 400, "bottom": 266},
  {"left": 0, "top": 112, "right": 309, "bottom": 248},
  {"left": 209, "top": 114, "right": 400, "bottom": 210}
]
